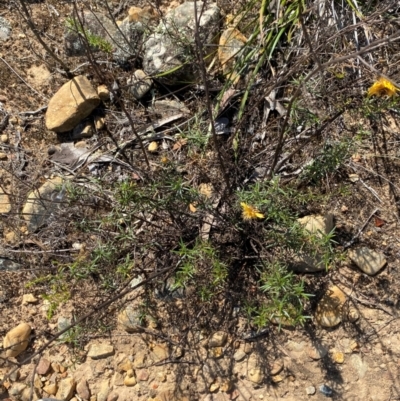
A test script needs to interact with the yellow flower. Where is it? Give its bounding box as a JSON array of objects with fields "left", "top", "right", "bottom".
[
  {"left": 367, "top": 77, "right": 398, "bottom": 97},
  {"left": 240, "top": 202, "right": 264, "bottom": 220}
]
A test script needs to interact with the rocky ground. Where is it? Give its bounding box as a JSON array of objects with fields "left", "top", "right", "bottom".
[{"left": 1, "top": 1, "right": 400, "bottom": 401}]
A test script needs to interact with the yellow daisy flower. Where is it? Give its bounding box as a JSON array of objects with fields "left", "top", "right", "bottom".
[
  {"left": 240, "top": 202, "right": 264, "bottom": 220},
  {"left": 367, "top": 77, "right": 398, "bottom": 97}
]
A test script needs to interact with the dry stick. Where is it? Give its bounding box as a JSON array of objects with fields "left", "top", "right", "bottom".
[
  {"left": 1, "top": 265, "right": 175, "bottom": 384},
  {"left": 18, "top": 0, "right": 72, "bottom": 78},
  {"left": 268, "top": 28, "right": 400, "bottom": 178},
  {"left": 192, "top": 0, "right": 230, "bottom": 193}
]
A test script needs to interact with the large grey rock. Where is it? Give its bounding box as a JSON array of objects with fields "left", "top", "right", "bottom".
[
  {"left": 46, "top": 76, "right": 100, "bottom": 132},
  {"left": 0, "top": 17, "right": 11, "bottom": 41},
  {"left": 21, "top": 177, "right": 64, "bottom": 233},
  {"left": 143, "top": 2, "right": 220, "bottom": 84},
  {"left": 64, "top": 10, "right": 149, "bottom": 64}
]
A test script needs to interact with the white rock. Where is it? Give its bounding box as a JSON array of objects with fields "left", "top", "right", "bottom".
[{"left": 348, "top": 247, "right": 387, "bottom": 275}]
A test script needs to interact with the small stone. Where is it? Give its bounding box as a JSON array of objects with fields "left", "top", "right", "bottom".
[
  {"left": 270, "top": 359, "right": 284, "bottom": 375},
  {"left": 97, "top": 84, "right": 110, "bottom": 101},
  {"left": 56, "top": 377, "right": 76, "bottom": 401},
  {"left": 348, "top": 247, "right": 387, "bottom": 275},
  {"left": 97, "top": 380, "right": 110, "bottom": 401},
  {"left": 137, "top": 369, "right": 149, "bottom": 381},
  {"left": 347, "top": 306, "right": 359, "bottom": 322},
  {"left": 244, "top": 342, "right": 252, "bottom": 354},
  {"left": 307, "top": 343, "right": 328, "bottom": 360},
  {"left": 271, "top": 374, "right": 284, "bottom": 383},
  {"left": 315, "top": 285, "right": 346, "bottom": 327},
  {"left": 209, "top": 347, "right": 223, "bottom": 359},
  {"left": 4, "top": 231, "right": 16, "bottom": 243},
  {"left": 132, "top": 350, "right": 146, "bottom": 368},
  {"left": 208, "top": 331, "right": 228, "bottom": 347},
  {"left": 233, "top": 350, "right": 246, "bottom": 362},
  {"left": 220, "top": 379, "right": 233, "bottom": 392},
  {"left": 209, "top": 382, "right": 219, "bottom": 392},
  {"left": 3, "top": 323, "right": 31, "bottom": 357},
  {"left": 128, "top": 69, "right": 152, "bottom": 99},
  {"left": 118, "top": 305, "right": 144, "bottom": 333},
  {"left": 0, "top": 152, "right": 7, "bottom": 160},
  {"left": 319, "top": 384, "right": 333, "bottom": 397},
  {"left": 9, "top": 383, "right": 27, "bottom": 397},
  {"left": 43, "top": 383, "right": 58, "bottom": 395},
  {"left": 0, "top": 134, "right": 8, "bottom": 143},
  {"left": 46, "top": 75, "right": 100, "bottom": 132},
  {"left": 117, "top": 359, "right": 133, "bottom": 373},
  {"left": 123, "top": 375, "right": 137, "bottom": 386},
  {"left": 22, "top": 293, "right": 38, "bottom": 305},
  {"left": 87, "top": 343, "right": 114, "bottom": 359},
  {"left": 94, "top": 115, "right": 105, "bottom": 130},
  {"left": 248, "top": 368, "right": 263, "bottom": 384},
  {"left": 151, "top": 344, "right": 169, "bottom": 361},
  {"left": 107, "top": 391, "right": 119, "bottom": 401},
  {"left": 112, "top": 372, "right": 124, "bottom": 386},
  {"left": 36, "top": 358, "right": 51, "bottom": 375},
  {"left": 306, "top": 386, "right": 316, "bottom": 395},
  {"left": 350, "top": 354, "right": 368, "bottom": 379},
  {"left": 148, "top": 141, "right": 158, "bottom": 152},
  {"left": 76, "top": 379, "right": 90, "bottom": 400},
  {"left": 333, "top": 352, "right": 344, "bottom": 364}
]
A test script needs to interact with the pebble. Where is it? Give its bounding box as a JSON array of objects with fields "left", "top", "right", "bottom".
[
  {"left": 271, "top": 374, "right": 284, "bottom": 383},
  {"left": 348, "top": 247, "right": 387, "bottom": 275},
  {"left": 22, "top": 293, "right": 38, "bottom": 305},
  {"left": 128, "top": 69, "right": 152, "bottom": 99},
  {"left": 208, "top": 331, "right": 228, "bottom": 347},
  {"left": 148, "top": 141, "right": 158, "bottom": 152},
  {"left": 270, "top": 359, "right": 284, "bottom": 375},
  {"left": 307, "top": 343, "right": 328, "bottom": 360},
  {"left": 43, "top": 383, "right": 58, "bottom": 395},
  {"left": 97, "top": 380, "right": 110, "bottom": 401},
  {"left": 0, "top": 152, "right": 7, "bottom": 160},
  {"left": 306, "top": 386, "right": 316, "bottom": 395},
  {"left": 315, "top": 285, "right": 346, "bottom": 327},
  {"left": 3, "top": 322, "right": 32, "bottom": 357},
  {"left": 132, "top": 350, "right": 146, "bottom": 368},
  {"left": 319, "top": 384, "right": 333, "bottom": 397},
  {"left": 87, "top": 343, "right": 115, "bottom": 359},
  {"left": 350, "top": 354, "right": 368, "bottom": 379},
  {"left": 123, "top": 375, "right": 137, "bottom": 386},
  {"left": 233, "top": 350, "right": 246, "bottom": 362},
  {"left": 118, "top": 305, "right": 144, "bottom": 333},
  {"left": 333, "top": 352, "right": 344, "bottom": 364},
  {"left": 0, "top": 189, "right": 11, "bottom": 214},
  {"left": 76, "top": 379, "right": 90, "bottom": 400},
  {"left": 55, "top": 377, "right": 76, "bottom": 401},
  {"left": 0, "top": 134, "right": 8, "bottom": 143},
  {"left": 248, "top": 368, "right": 263, "bottom": 384},
  {"left": 137, "top": 369, "right": 149, "bottom": 381},
  {"left": 37, "top": 358, "right": 51, "bottom": 375}
]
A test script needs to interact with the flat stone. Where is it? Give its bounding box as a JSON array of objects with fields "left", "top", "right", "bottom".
[
  {"left": 315, "top": 285, "right": 346, "bottom": 327},
  {"left": 56, "top": 377, "right": 76, "bottom": 401},
  {"left": 151, "top": 344, "right": 169, "bottom": 361},
  {"left": 118, "top": 305, "right": 144, "bottom": 333},
  {"left": 307, "top": 343, "right": 328, "bottom": 360},
  {"left": 45, "top": 75, "right": 100, "bottom": 132},
  {"left": 247, "top": 367, "right": 263, "bottom": 384},
  {"left": 22, "top": 177, "right": 64, "bottom": 233},
  {"left": 3, "top": 323, "right": 31, "bottom": 357},
  {"left": 306, "top": 386, "right": 316, "bottom": 395},
  {"left": 350, "top": 354, "right": 368, "bottom": 379},
  {"left": 0, "top": 16, "right": 11, "bottom": 41},
  {"left": 43, "top": 383, "right": 58, "bottom": 395},
  {"left": 76, "top": 379, "right": 90, "bottom": 400},
  {"left": 132, "top": 350, "right": 146, "bottom": 368},
  {"left": 0, "top": 189, "right": 11, "bottom": 214},
  {"left": 22, "top": 293, "right": 38, "bottom": 305},
  {"left": 137, "top": 369, "right": 149, "bottom": 381},
  {"left": 270, "top": 359, "right": 284, "bottom": 375},
  {"left": 123, "top": 375, "right": 137, "bottom": 386},
  {"left": 348, "top": 247, "right": 387, "bottom": 275},
  {"left": 36, "top": 358, "right": 51, "bottom": 375},
  {"left": 208, "top": 331, "right": 228, "bottom": 347},
  {"left": 97, "top": 380, "right": 110, "bottom": 401},
  {"left": 128, "top": 70, "right": 152, "bottom": 99},
  {"left": 87, "top": 343, "right": 114, "bottom": 359},
  {"left": 233, "top": 350, "right": 246, "bottom": 362}
]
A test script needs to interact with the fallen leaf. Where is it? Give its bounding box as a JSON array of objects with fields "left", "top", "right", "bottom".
[
  {"left": 189, "top": 203, "right": 197, "bottom": 213},
  {"left": 374, "top": 216, "right": 385, "bottom": 227},
  {"left": 173, "top": 138, "right": 188, "bottom": 151}
]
